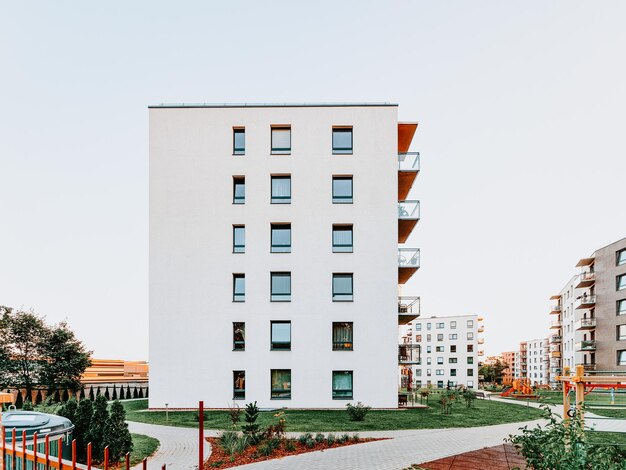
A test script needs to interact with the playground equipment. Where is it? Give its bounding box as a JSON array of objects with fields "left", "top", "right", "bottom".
[
  {"left": 500, "top": 378, "right": 538, "bottom": 399},
  {"left": 557, "top": 365, "right": 626, "bottom": 422}
]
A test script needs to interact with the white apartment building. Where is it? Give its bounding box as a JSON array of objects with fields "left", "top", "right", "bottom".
[
  {"left": 149, "top": 103, "right": 421, "bottom": 408},
  {"left": 403, "top": 315, "right": 482, "bottom": 390},
  {"left": 525, "top": 338, "right": 548, "bottom": 386}
]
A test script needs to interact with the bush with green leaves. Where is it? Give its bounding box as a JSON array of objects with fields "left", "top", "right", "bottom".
[
  {"left": 339, "top": 433, "right": 350, "bottom": 444},
  {"left": 298, "top": 432, "right": 313, "bottom": 445},
  {"left": 461, "top": 389, "right": 476, "bottom": 408},
  {"left": 35, "top": 396, "right": 63, "bottom": 414},
  {"left": 284, "top": 439, "right": 296, "bottom": 452},
  {"left": 87, "top": 395, "right": 109, "bottom": 462},
  {"left": 305, "top": 437, "right": 315, "bottom": 448},
  {"left": 508, "top": 405, "right": 626, "bottom": 469},
  {"left": 346, "top": 402, "right": 371, "bottom": 421},
  {"left": 242, "top": 402, "right": 262, "bottom": 443},
  {"left": 315, "top": 433, "right": 325, "bottom": 444},
  {"left": 74, "top": 398, "right": 93, "bottom": 461},
  {"left": 22, "top": 399, "right": 34, "bottom": 411},
  {"left": 104, "top": 400, "right": 133, "bottom": 463},
  {"left": 218, "top": 431, "right": 249, "bottom": 456},
  {"left": 351, "top": 433, "right": 360, "bottom": 442},
  {"left": 326, "top": 434, "right": 336, "bottom": 446}
]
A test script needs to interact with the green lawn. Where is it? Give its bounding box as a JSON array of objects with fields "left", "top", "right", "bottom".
[
  {"left": 129, "top": 433, "right": 159, "bottom": 466},
  {"left": 588, "top": 407, "right": 626, "bottom": 419},
  {"left": 587, "top": 431, "right": 626, "bottom": 449},
  {"left": 123, "top": 399, "right": 543, "bottom": 432},
  {"left": 503, "top": 390, "right": 626, "bottom": 406}
]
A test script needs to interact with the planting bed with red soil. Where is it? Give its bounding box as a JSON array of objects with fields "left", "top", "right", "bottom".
[{"left": 204, "top": 436, "right": 385, "bottom": 469}]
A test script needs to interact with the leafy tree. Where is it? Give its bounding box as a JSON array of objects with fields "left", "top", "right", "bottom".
[
  {"left": 479, "top": 360, "right": 508, "bottom": 384},
  {"left": 39, "top": 322, "right": 91, "bottom": 392},
  {"left": 87, "top": 395, "right": 109, "bottom": 462},
  {"left": 242, "top": 402, "right": 261, "bottom": 443},
  {"left": 104, "top": 400, "right": 133, "bottom": 463},
  {"left": 74, "top": 398, "right": 93, "bottom": 461},
  {"left": 22, "top": 399, "right": 34, "bottom": 411}
]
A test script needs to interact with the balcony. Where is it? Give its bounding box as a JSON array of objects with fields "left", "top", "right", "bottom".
[
  {"left": 583, "top": 363, "right": 596, "bottom": 371},
  {"left": 550, "top": 305, "right": 562, "bottom": 315},
  {"left": 575, "top": 272, "right": 596, "bottom": 289},
  {"left": 477, "top": 338, "right": 484, "bottom": 344},
  {"left": 398, "top": 248, "right": 420, "bottom": 284},
  {"left": 398, "top": 296, "right": 420, "bottom": 325},
  {"left": 398, "top": 200, "right": 420, "bottom": 243},
  {"left": 550, "top": 351, "right": 561, "bottom": 358},
  {"left": 478, "top": 350, "right": 484, "bottom": 356},
  {"left": 477, "top": 326, "right": 484, "bottom": 333},
  {"left": 575, "top": 318, "right": 596, "bottom": 330},
  {"left": 398, "top": 343, "right": 421, "bottom": 364},
  {"left": 398, "top": 152, "right": 420, "bottom": 201},
  {"left": 549, "top": 320, "right": 562, "bottom": 329},
  {"left": 549, "top": 335, "right": 562, "bottom": 343},
  {"left": 575, "top": 295, "right": 596, "bottom": 310},
  {"left": 576, "top": 340, "right": 597, "bottom": 351}
]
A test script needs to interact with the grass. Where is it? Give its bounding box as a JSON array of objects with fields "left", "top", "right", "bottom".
[
  {"left": 123, "top": 399, "right": 543, "bottom": 432},
  {"left": 587, "top": 431, "right": 626, "bottom": 449},
  {"left": 588, "top": 407, "right": 626, "bottom": 419},
  {"left": 129, "top": 433, "right": 159, "bottom": 466}
]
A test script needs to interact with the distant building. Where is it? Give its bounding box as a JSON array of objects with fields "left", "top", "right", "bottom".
[{"left": 501, "top": 351, "right": 516, "bottom": 385}]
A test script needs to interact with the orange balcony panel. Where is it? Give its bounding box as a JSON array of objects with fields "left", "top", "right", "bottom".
[
  {"left": 576, "top": 257, "right": 594, "bottom": 267},
  {"left": 398, "top": 218, "right": 418, "bottom": 244},
  {"left": 398, "top": 171, "right": 417, "bottom": 201},
  {"left": 398, "top": 123, "right": 418, "bottom": 153},
  {"left": 398, "top": 267, "right": 418, "bottom": 284}
]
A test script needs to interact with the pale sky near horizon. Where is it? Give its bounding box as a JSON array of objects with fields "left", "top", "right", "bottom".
[{"left": 1, "top": 1, "right": 625, "bottom": 361}]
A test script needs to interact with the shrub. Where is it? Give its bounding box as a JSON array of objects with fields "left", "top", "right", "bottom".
[
  {"left": 265, "top": 411, "right": 287, "bottom": 439},
  {"left": 508, "top": 405, "right": 626, "bottom": 469},
  {"left": 35, "top": 396, "right": 62, "bottom": 414},
  {"left": 284, "top": 439, "right": 296, "bottom": 452},
  {"left": 57, "top": 398, "right": 78, "bottom": 422},
  {"left": 339, "top": 433, "right": 350, "bottom": 444},
  {"left": 22, "top": 400, "right": 34, "bottom": 411},
  {"left": 305, "top": 438, "right": 315, "bottom": 448},
  {"left": 462, "top": 389, "right": 477, "bottom": 408},
  {"left": 351, "top": 433, "right": 360, "bottom": 442},
  {"left": 315, "top": 433, "right": 325, "bottom": 444},
  {"left": 346, "top": 402, "right": 371, "bottom": 421},
  {"left": 326, "top": 434, "right": 335, "bottom": 446},
  {"left": 298, "top": 433, "right": 313, "bottom": 445},
  {"left": 258, "top": 438, "right": 280, "bottom": 457},
  {"left": 218, "top": 431, "right": 249, "bottom": 456},
  {"left": 227, "top": 403, "right": 241, "bottom": 429},
  {"left": 104, "top": 400, "right": 133, "bottom": 463},
  {"left": 242, "top": 402, "right": 262, "bottom": 444},
  {"left": 87, "top": 395, "right": 109, "bottom": 462}
]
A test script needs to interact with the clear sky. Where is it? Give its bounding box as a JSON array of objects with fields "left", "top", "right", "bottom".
[{"left": 1, "top": 1, "right": 624, "bottom": 360}]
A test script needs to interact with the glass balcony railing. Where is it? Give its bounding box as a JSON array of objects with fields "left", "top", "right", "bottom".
[
  {"left": 583, "top": 363, "right": 596, "bottom": 371},
  {"left": 549, "top": 320, "right": 562, "bottom": 329},
  {"left": 398, "top": 343, "right": 421, "bottom": 364},
  {"left": 398, "top": 248, "right": 420, "bottom": 268},
  {"left": 576, "top": 340, "right": 597, "bottom": 351},
  {"left": 398, "top": 296, "right": 420, "bottom": 315},
  {"left": 575, "top": 272, "right": 596, "bottom": 288},
  {"left": 398, "top": 152, "right": 420, "bottom": 171},
  {"left": 575, "top": 318, "right": 596, "bottom": 330},
  {"left": 550, "top": 305, "right": 562, "bottom": 314},
  {"left": 549, "top": 335, "right": 562, "bottom": 343},
  {"left": 398, "top": 200, "right": 420, "bottom": 220},
  {"left": 575, "top": 295, "right": 596, "bottom": 309}
]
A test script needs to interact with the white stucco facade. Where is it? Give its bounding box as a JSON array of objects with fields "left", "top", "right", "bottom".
[
  {"left": 149, "top": 103, "right": 410, "bottom": 408},
  {"left": 525, "top": 338, "right": 548, "bottom": 385},
  {"left": 405, "top": 315, "right": 481, "bottom": 390}
]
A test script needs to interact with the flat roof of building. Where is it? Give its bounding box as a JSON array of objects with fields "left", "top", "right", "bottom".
[{"left": 149, "top": 102, "right": 398, "bottom": 109}]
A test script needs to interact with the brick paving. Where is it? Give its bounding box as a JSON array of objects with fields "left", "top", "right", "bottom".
[{"left": 419, "top": 444, "right": 527, "bottom": 470}]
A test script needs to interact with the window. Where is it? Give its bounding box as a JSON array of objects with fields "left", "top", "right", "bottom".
[
  {"left": 271, "top": 321, "right": 291, "bottom": 350},
  {"left": 467, "top": 357, "right": 474, "bottom": 364},
  {"left": 233, "top": 128, "right": 245, "bottom": 155},
  {"left": 427, "top": 334, "right": 432, "bottom": 342},
  {"left": 415, "top": 335, "right": 422, "bottom": 342},
  {"left": 233, "top": 371, "right": 245, "bottom": 400},
  {"left": 271, "top": 369, "right": 291, "bottom": 399},
  {"left": 233, "top": 274, "right": 245, "bottom": 302},
  {"left": 427, "top": 323, "right": 432, "bottom": 330},
  {"left": 426, "top": 369, "right": 432, "bottom": 376},
  {"left": 415, "top": 323, "right": 422, "bottom": 331},
  {"left": 450, "top": 321, "right": 457, "bottom": 329},
  {"left": 271, "top": 126, "right": 291, "bottom": 154},
  {"left": 233, "top": 323, "right": 245, "bottom": 350},
  {"left": 333, "top": 322, "right": 353, "bottom": 351},
  {"left": 436, "top": 370, "right": 444, "bottom": 376},
  {"left": 332, "top": 176, "right": 353, "bottom": 203},
  {"left": 426, "top": 346, "right": 431, "bottom": 353},
  {"left": 415, "top": 370, "right": 422, "bottom": 377},
  {"left": 436, "top": 346, "right": 444, "bottom": 352},
  {"left": 618, "top": 299, "right": 626, "bottom": 316},
  {"left": 450, "top": 345, "right": 457, "bottom": 353},
  {"left": 233, "top": 226, "right": 245, "bottom": 253},
  {"left": 450, "top": 369, "right": 457, "bottom": 377},
  {"left": 437, "top": 357, "right": 444, "bottom": 365},
  {"left": 332, "top": 225, "right": 353, "bottom": 253},
  {"left": 467, "top": 320, "right": 474, "bottom": 328},
  {"left": 233, "top": 177, "right": 245, "bottom": 204},
  {"left": 333, "top": 273, "right": 353, "bottom": 301},
  {"left": 618, "top": 325, "right": 626, "bottom": 341},
  {"left": 437, "top": 381, "right": 444, "bottom": 388},
  {"left": 271, "top": 224, "right": 291, "bottom": 253},
  {"left": 467, "top": 345, "right": 474, "bottom": 353},
  {"left": 449, "top": 358, "right": 457, "bottom": 364},
  {"left": 618, "top": 350, "right": 626, "bottom": 366},
  {"left": 270, "top": 272, "right": 291, "bottom": 301},
  {"left": 332, "top": 371, "right": 353, "bottom": 399},
  {"left": 332, "top": 127, "right": 353, "bottom": 154},
  {"left": 271, "top": 176, "right": 291, "bottom": 204},
  {"left": 467, "top": 369, "right": 474, "bottom": 376},
  {"left": 467, "top": 380, "right": 474, "bottom": 388},
  {"left": 436, "top": 322, "right": 444, "bottom": 329},
  {"left": 427, "top": 357, "right": 432, "bottom": 365},
  {"left": 617, "top": 248, "right": 626, "bottom": 266},
  {"left": 449, "top": 334, "right": 458, "bottom": 340},
  {"left": 467, "top": 332, "right": 474, "bottom": 340},
  {"left": 618, "top": 274, "right": 626, "bottom": 291},
  {"left": 437, "top": 334, "right": 444, "bottom": 341}
]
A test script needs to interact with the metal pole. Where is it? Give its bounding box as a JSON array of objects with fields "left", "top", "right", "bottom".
[
  {"left": 125, "top": 452, "right": 130, "bottom": 470},
  {"left": 87, "top": 442, "right": 92, "bottom": 470},
  {"left": 104, "top": 446, "right": 109, "bottom": 470},
  {"left": 199, "top": 400, "right": 204, "bottom": 470},
  {"left": 45, "top": 434, "right": 50, "bottom": 470},
  {"left": 33, "top": 432, "right": 38, "bottom": 468}
]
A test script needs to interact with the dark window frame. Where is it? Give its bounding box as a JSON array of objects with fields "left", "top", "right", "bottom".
[
  {"left": 233, "top": 370, "right": 245, "bottom": 400},
  {"left": 233, "top": 322, "right": 245, "bottom": 351},
  {"left": 271, "top": 175, "right": 292, "bottom": 204},
  {"left": 332, "top": 127, "right": 353, "bottom": 155},
  {"left": 332, "top": 322, "right": 354, "bottom": 351},
  {"left": 332, "top": 224, "right": 353, "bottom": 253},
  {"left": 271, "top": 223, "right": 291, "bottom": 253},
  {"left": 271, "top": 126, "right": 291, "bottom": 155},
  {"left": 332, "top": 273, "right": 353, "bottom": 302},
  {"left": 271, "top": 272, "right": 291, "bottom": 302},
  {"left": 332, "top": 370, "right": 353, "bottom": 400},
  {"left": 233, "top": 225, "right": 245, "bottom": 253},
  {"left": 270, "top": 321, "right": 292, "bottom": 351},
  {"left": 270, "top": 369, "right": 292, "bottom": 399},
  {"left": 233, "top": 176, "right": 245, "bottom": 204},
  {"left": 332, "top": 176, "right": 353, "bottom": 204},
  {"left": 233, "top": 128, "right": 245, "bottom": 155},
  {"left": 233, "top": 274, "right": 245, "bottom": 302}
]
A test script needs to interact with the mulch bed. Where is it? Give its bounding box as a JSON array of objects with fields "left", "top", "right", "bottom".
[
  {"left": 417, "top": 444, "right": 527, "bottom": 470},
  {"left": 204, "top": 436, "right": 385, "bottom": 469}
]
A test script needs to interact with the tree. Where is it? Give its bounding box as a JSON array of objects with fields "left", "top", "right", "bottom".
[
  {"left": 74, "top": 398, "right": 93, "bottom": 461},
  {"left": 480, "top": 360, "right": 508, "bottom": 384},
  {"left": 39, "top": 322, "right": 91, "bottom": 392},
  {"left": 58, "top": 397, "right": 78, "bottom": 423},
  {"left": 104, "top": 400, "right": 133, "bottom": 463},
  {"left": 87, "top": 395, "right": 109, "bottom": 462},
  {"left": 0, "top": 306, "right": 91, "bottom": 398}
]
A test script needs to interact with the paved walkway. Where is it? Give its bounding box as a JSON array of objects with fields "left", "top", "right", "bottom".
[{"left": 128, "top": 421, "right": 211, "bottom": 470}]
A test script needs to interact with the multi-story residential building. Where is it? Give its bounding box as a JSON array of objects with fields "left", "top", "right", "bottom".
[
  {"left": 526, "top": 338, "right": 548, "bottom": 385},
  {"left": 548, "top": 237, "right": 626, "bottom": 378},
  {"left": 519, "top": 341, "right": 528, "bottom": 379},
  {"left": 405, "top": 315, "right": 482, "bottom": 390},
  {"left": 149, "top": 103, "right": 421, "bottom": 408},
  {"left": 501, "top": 351, "right": 516, "bottom": 385}
]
